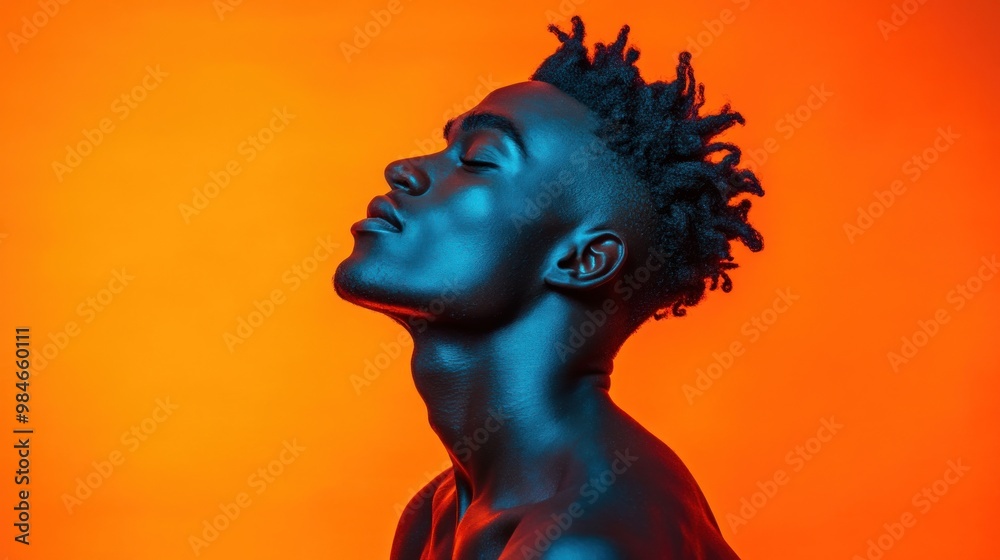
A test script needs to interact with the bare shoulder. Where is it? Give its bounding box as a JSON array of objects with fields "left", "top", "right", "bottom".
[
  {"left": 530, "top": 535, "right": 631, "bottom": 559},
  {"left": 503, "top": 442, "right": 740, "bottom": 560},
  {"left": 389, "top": 469, "right": 454, "bottom": 560}
]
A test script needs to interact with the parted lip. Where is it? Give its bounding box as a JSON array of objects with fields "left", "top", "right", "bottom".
[{"left": 365, "top": 195, "right": 403, "bottom": 231}]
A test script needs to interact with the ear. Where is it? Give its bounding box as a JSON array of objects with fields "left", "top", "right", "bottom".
[{"left": 544, "top": 229, "right": 627, "bottom": 291}]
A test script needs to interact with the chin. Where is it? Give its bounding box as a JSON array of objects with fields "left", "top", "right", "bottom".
[
  {"left": 334, "top": 254, "right": 374, "bottom": 304},
  {"left": 333, "top": 254, "right": 406, "bottom": 315}
]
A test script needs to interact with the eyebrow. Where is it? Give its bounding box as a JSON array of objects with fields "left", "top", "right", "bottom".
[{"left": 443, "top": 111, "right": 528, "bottom": 156}]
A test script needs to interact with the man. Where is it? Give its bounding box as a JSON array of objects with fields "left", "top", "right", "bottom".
[{"left": 334, "top": 16, "right": 764, "bottom": 559}]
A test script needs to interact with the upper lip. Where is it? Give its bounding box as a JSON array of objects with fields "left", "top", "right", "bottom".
[{"left": 365, "top": 195, "right": 404, "bottom": 231}]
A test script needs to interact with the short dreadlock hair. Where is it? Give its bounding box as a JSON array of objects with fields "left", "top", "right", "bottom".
[{"left": 531, "top": 16, "right": 764, "bottom": 324}]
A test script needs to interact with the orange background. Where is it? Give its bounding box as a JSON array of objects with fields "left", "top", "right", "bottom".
[{"left": 1, "top": 0, "right": 998, "bottom": 558}]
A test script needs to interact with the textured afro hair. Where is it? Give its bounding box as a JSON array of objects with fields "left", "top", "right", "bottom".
[{"left": 531, "top": 16, "right": 765, "bottom": 322}]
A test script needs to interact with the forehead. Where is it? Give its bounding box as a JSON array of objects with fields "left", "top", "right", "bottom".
[{"left": 462, "top": 81, "right": 599, "bottom": 157}]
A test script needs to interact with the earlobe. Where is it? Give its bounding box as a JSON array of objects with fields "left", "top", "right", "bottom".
[{"left": 544, "top": 230, "right": 627, "bottom": 291}]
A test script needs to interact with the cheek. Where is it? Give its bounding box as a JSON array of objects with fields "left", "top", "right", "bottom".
[
  {"left": 446, "top": 187, "right": 497, "bottom": 226},
  {"left": 423, "top": 187, "right": 513, "bottom": 251},
  {"left": 411, "top": 188, "right": 535, "bottom": 289}
]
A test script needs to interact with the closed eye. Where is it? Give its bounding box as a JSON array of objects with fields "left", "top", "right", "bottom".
[{"left": 459, "top": 158, "right": 499, "bottom": 170}]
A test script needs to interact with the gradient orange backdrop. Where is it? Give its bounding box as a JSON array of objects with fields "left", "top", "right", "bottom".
[{"left": 2, "top": 0, "right": 998, "bottom": 558}]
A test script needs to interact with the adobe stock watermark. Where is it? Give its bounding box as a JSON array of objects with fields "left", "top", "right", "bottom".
[
  {"left": 34, "top": 268, "right": 135, "bottom": 375},
  {"left": 725, "top": 416, "right": 843, "bottom": 534},
  {"left": 682, "top": 287, "right": 799, "bottom": 403},
  {"left": 517, "top": 449, "right": 639, "bottom": 559},
  {"left": 179, "top": 107, "right": 295, "bottom": 224},
  {"left": 340, "top": 0, "right": 406, "bottom": 63},
  {"left": 392, "top": 459, "right": 451, "bottom": 519},
  {"left": 543, "top": 0, "right": 587, "bottom": 25},
  {"left": 554, "top": 248, "right": 667, "bottom": 363},
  {"left": 61, "top": 397, "right": 179, "bottom": 514},
  {"left": 850, "top": 458, "right": 970, "bottom": 560},
  {"left": 52, "top": 65, "right": 168, "bottom": 183},
  {"left": 212, "top": 0, "right": 245, "bottom": 21},
  {"left": 887, "top": 254, "right": 997, "bottom": 372},
  {"left": 349, "top": 278, "right": 465, "bottom": 395},
  {"left": 452, "top": 407, "right": 511, "bottom": 462},
  {"left": 7, "top": 0, "right": 71, "bottom": 54},
  {"left": 877, "top": 0, "right": 930, "bottom": 41},
  {"left": 510, "top": 135, "right": 614, "bottom": 233},
  {"left": 224, "top": 235, "right": 338, "bottom": 353},
  {"left": 392, "top": 407, "right": 511, "bottom": 518},
  {"left": 684, "top": 0, "right": 752, "bottom": 59},
  {"left": 743, "top": 83, "right": 833, "bottom": 173},
  {"left": 398, "top": 74, "right": 502, "bottom": 161},
  {"left": 843, "top": 126, "right": 959, "bottom": 243},
  {"left": 188, "top": 439, "right": 306, "bottom": 556}
]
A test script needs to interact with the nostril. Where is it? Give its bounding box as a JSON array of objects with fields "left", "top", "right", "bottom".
[
  {"left": 384, "top": 158, "right": 430, "bottom": 195},
  {"left": 385, "top": 160, "right": 412, "bottom": 191}
]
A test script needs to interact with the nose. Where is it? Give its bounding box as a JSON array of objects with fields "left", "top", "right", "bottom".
[{"left": 384, "top": 158, "right": 430, "bottom": 196}]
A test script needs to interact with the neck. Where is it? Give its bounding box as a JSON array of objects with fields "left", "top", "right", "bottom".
[{"left": 405, "top": 294, "right": 622, "bottom": 513}]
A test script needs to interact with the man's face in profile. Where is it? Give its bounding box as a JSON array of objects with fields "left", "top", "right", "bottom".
[
  {"left": 334, "top": 81, "right": 621, "bottom": 325},
  {"left": 333, "top": 18, "right": 762, "bottom": 557}
]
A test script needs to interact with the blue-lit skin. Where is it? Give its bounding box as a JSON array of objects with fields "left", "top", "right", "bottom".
[{"left": 334, "top": 81, "right": 740, "bottom": 560}]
